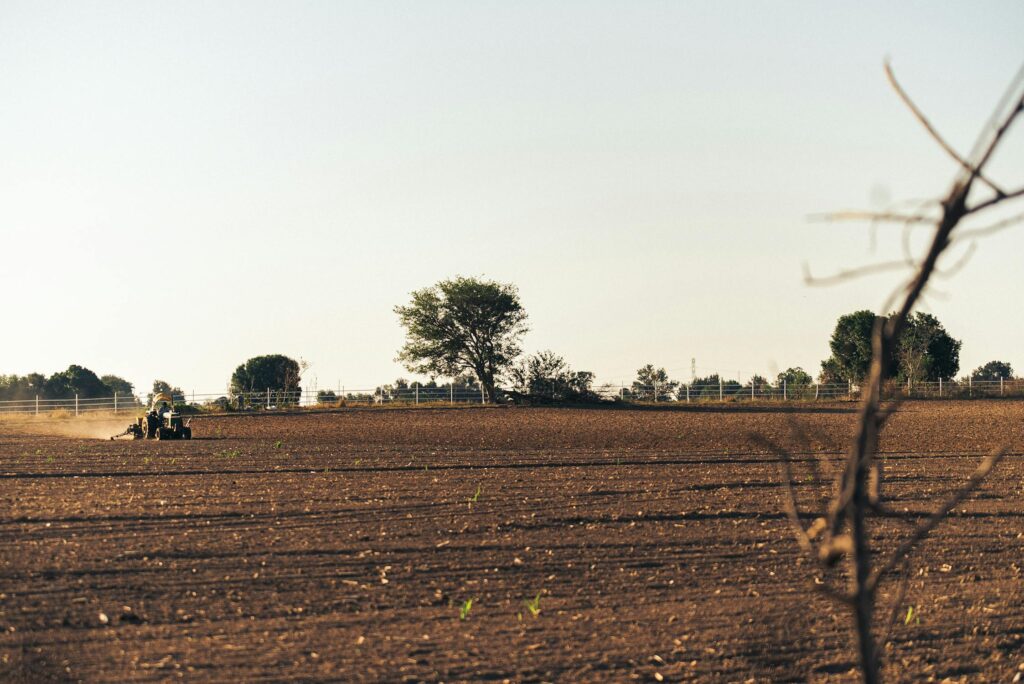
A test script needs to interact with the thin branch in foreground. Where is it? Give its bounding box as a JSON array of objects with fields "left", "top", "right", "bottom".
[
  {"left": 867, "top": 448, "right": 1007, "bottom": 592},
  {"left": 885, "top": 60, "right": 1006, "bottom": 197},
  {"left": 879, "top": 558, "right": 913, "bottom": 649},
  {"left": 955, "top": 210, "right": 1024, "bottom": 240},
  {"left": 752, "top": 435, "right": 814, "bottom": 554},
  {"left": 967, "top": 62, "right": 1024, "bottom": 177},
  {"left": 929, "top": 241, "right": 978, "bottom": 281},
  {"left": 968, "top": 185, "right": 1024, "bottom": 215},
  {"left": 803, "top": 259, "right": 911, "bottom": 287}
]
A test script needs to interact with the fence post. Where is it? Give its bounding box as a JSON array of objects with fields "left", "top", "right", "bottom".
[
  {"left": 685, "top": 384, "right": 690, "bottom": 403},
  {"left": 783, "top": 379, "right": 787, "bottom": 401},
  {"left": 939, "top": 377, "right": 943, "bottom": 397},
  {"left": 848, "top": 379, "right": 852, "bottom": 399},
  {"left": 969, "top": 376, "right": 973, "bottom": 397},
  {"left": 75, "top": 393, "right": 79, "bottom": 416},
  {"left": 267, "top": 388, "right": 271, "bottom": 409},
  {"left": 1001, "top": 376, "right": 1004, "bottom": 396},
  {"left": 480, "top": 386, "right": 485, "bottom": 404},
  {"left": 450, "top": 384, "right": 454, "bottom": 404},
  {"left": 815, "top": 383, "right": 819, "bottom": 400},
  {"left": 653, "top": 381, "right": 657, "bottom": 403},
  {"left": 35, "top": 395, "right": 39, "bottom": 416},
  {"left": 751, "top": 382, "right": 754, "bottom": 400},
  {"left": 114, "top": 392, "right": 118, "bottom": 414},
  {"left": 415, "top": 384, "right": 419, "bottom": 404}
]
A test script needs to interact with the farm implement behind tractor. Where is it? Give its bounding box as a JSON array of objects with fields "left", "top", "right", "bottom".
[{"left": 111, "top": 392, "right": 192, "bottom": 440}]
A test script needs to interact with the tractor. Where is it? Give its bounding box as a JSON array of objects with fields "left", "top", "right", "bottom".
[{"left": 111, "top": 392, "right": 192, "bottom": 440}]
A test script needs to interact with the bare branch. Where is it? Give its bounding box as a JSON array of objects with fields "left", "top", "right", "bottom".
[
  {"left": 880, "top": 558, "right": 913, "bottom": 649},
  {"left": 811, "top": 210, "right": 936, "bottom": 225},
  {"left": 956, "top": 210, "right": 1024, "bottom": 240},
  {"left": 752, "top": 435, "right": 814, "bottom": 554},
  {"left": 813, "top": 579, "right": 856, "bottom": 608},
  {"left": 885, "top": 60, "right": 1006, "bottom": 196},
  {"left": 803, "top": 259, "right": 911, "bottom": 287},
  {"left": 969, "top": 63, "right": 1024, "bottom": 178},
  {"left": 867, "top": 448, "right": 1006, "bottom": 592},
  {"left": 930, "top": 241, "right": 978, "bottom": 280},
  {"left": 968, "top": 186, "right": 1024, "bottom": 215}
]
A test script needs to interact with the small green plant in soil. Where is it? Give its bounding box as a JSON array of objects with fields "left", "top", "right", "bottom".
[
  {"left": 524, "top": 592, "right": 542, "bottom": 617},
  {"left": 459, "top": 598, "right": 474, "bottom": 621}
]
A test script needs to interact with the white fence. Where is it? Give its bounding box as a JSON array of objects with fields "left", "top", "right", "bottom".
[
  {"left": 1, "top": 378, "right": 1020, "bottom": 415},
  {"left": 0, "top": 393, "right": 144, "bottom": 416},
  {"left": 0, "top": 386, "right": 490, "bottom": 415},
  {"left": 611, "top": 377, "right": 1024, "bottom": 402}
]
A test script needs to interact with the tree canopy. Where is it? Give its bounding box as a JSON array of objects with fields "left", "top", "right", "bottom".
[
  {"left": 101, "top": 375, "right": 134, "bottom": 396},
  {"left": 508, "top": 350, "right": 595, "bottom": 403},
  {"left": 820, "top": 310, "right": 883, "bottom": 383},
  {"left": 230, "top": 355, "right": 303, "bottom": 396},
  {"left": 631, "top": 364, "right": 678, "bottom": 401},
  {"left": 395, "top": 276, "right": 528, "bottom": 402},
  {"left": 777, "top": 367, "right": 814, "bottom": 387},
  {"left": 149, "top": 379, "right": 185, "bottom": 404},
  {"left": 971, "top": 360, "right": 1013, "bottom": 381},
  {"left": 821, "top": 310, "right": 960, "bottom": 383},
  {"left": 896, "top": 312, "right": 961, "bottom": 382},
  {"left": 0, "top": 366, "right": 133, "bottom": 401}
]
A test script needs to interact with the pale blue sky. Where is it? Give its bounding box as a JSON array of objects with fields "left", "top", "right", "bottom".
[{"left": 1, "top": 1, "right": 1022, "bottom": 394}]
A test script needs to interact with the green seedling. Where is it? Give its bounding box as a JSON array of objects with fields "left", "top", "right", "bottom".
[
  {"left": 904, "top": 605, "right": 920, "bottom": 625},
  {"left": 468, "top": 485, "right": 482, "bottom": 507},
  {"left": 459, "top": 598, "right": 474, "bottom": 621},
  {"left": 524, "top": 592, "right": 542, "bottom": 617},
  {"left": 273, "top": 440, "right": 283, "bottom": 449},
  {"left": 218, "top": 449, "right": 240, "bottom": 459}
]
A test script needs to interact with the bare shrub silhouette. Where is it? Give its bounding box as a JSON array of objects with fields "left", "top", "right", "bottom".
[{"left": 772, "top": 61, "right": 1024, "bottom": 683}]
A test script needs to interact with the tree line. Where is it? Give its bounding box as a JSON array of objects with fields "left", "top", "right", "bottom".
[
  {"left": 390, "top": 276, "right": 1014, "bottom": 403},
  {"left": 3, "top": 279, "right": 1014, "bottom": 407},
  {"left": 0, "top": 368, "right": 191, "bottom": 405}
]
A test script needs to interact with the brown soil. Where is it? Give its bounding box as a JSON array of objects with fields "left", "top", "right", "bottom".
[{"left": 1, "top": 402, "right": 1022, "bottom": 682}]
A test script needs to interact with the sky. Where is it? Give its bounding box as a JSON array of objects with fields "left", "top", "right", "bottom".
[{"left": 1, "top": 1, "right": 1023, "bottom": 396}]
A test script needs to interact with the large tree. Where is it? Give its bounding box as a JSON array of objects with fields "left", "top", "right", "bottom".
[
  {"left": 230, "top": 355, "right": 303, "bottom": 399},
  {"left": 820, "top": 309, "right": 961, "bottom": 383},
  {"left": 896, "top": 312, "right": 960, "bottom": 382},
  {"left": 820, "top": 310, "right": 883, "bottom": 384},
  {"left": 971, "top": 360, "right": 1013, "bottom": 381},
  {"left": 101, "top": 375, "right": 135, "bottom": 397},
  {"left": 395, "top": 277, "right": 528, "bottom": 402},
  {"left": 43, "top": 365, "right": 109, "bottom": 399}
]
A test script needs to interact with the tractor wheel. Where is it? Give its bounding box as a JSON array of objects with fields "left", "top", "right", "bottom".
[
  {"left": 156, "top": 427, "right": 166, "bottom": 440},
  {"left": 145, "top": 416, "right": 158, "bottom": 439},
  {"left": 182, "top": 427, "right": 192, "bottom": 440}
]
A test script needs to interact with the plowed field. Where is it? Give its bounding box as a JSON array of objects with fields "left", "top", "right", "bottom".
[{"left": 1, "top": 402, "right": 1023, "bottom": 682}]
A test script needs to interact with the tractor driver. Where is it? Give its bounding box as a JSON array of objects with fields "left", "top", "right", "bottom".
[{"left": 158, "top": 400, "right": 171, "bottom": 416}]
